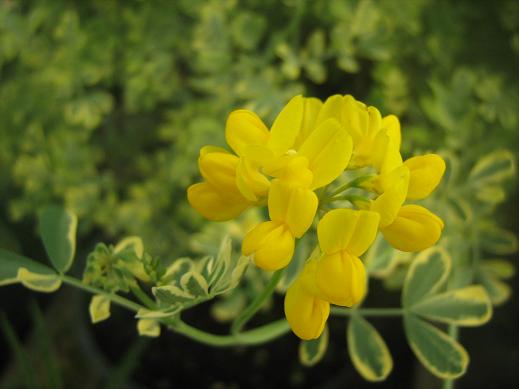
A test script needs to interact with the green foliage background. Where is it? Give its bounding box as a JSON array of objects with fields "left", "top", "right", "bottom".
[{"left": 1, "top": 0, "right": 518, "bottom": 388}]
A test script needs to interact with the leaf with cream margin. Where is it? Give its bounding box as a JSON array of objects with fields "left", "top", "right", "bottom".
[
  {"left": 348, "top": 315, "right": 393, "bottom": 381},
  {"left": 39, "top": 206, "right": 77, "bottom": 273}
]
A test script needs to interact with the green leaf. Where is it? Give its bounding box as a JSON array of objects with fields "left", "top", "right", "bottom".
[
  {"left": 136, "top": 307, "right": 181, "bottom": 320},
  {"left": 17, "top": 268, "right": 62, "bottom": 293},
  {"left": 137, "top": 319, "right": 161, "bottom": 337},
  {"left": 411, "top": 286, "right": 492, "bottom": 326},
  {"left": 161, "top": 257, "right": 193, "bottom": 285},
  {"left": 402, "top": 247, "right": 451, "bottom": 307},
  {"left": 89, "top": 294, "right": 111, "bottom": 323},
  {"left": 299, "top": 326, "right": 329, "bottom": 367},
  {"left": 477, "top": 271, "right": 511, "bottom": 306},
  {"left": 152, "top": 285, "right": 194, "bottom": 305},
  {"left": 478, "top": 223, "right": 518, "bottom": 255},
  {"left": 0, "top": 249, "right": 55, "bottom": 286},
  {"left": 180, "top": 271, "right": 209, "bottom": 297},
  {"left": 207, "top": 237, "right": 232, "bottom": 288},
  {"left": 114, "top": 236, "right": 144, "bottom": 258},
  {"left": 348, "top": 315, "right": 393, "bottom": 382},
  {"left": 39, "top": 206, "right": 78, "bottom": 273},
  {"left": 404, "top": 314, "right": 468, "bottom": 379},
  {"left": 480, "top": 259, "right": 515, "bottom": 279},
  {"left": 469, "top": 150, "right": 515, "bottom": 185}
]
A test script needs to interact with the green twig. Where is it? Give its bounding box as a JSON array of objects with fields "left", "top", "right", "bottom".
[
  {"left": 331, "top": 307, "right": 404, "bottom": 317},
  {"left": 231, "top": 268, "right": 285, "bottom": 334},
  {"left": 60, "top": 275, "right": 142, "bottom": 313},
  {"left": 171, "top": 319, "right": 290, "bottom": 348}
]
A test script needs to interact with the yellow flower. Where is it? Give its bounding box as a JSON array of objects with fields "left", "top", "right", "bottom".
[
  {"left": 316, "top": 94, "right": 401, "bottom": 171},
  {"left": 240, "top": 96, "right": 353, "bottom": 269},
  {"left": 314, "top": 209, "right": 380, "bottom": 306},
  {"left": 381, "top": 204, "right": 445, "bottom": 252},
  {"left": 242, "top": 179, "right": 318, "bottom": 270},
  {"left": 285, "top": 209, "right": 379, "bottom": 339},
  {"left": 404, "top": 154, "right": 446, "bottom": 200},
  {"left": 284, "top": 277, "right": 330, "bottom": 340},
  {"left": 187, "top": 147, "right": 252, "bottom": 221}
]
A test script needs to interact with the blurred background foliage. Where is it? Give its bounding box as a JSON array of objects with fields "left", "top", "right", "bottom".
[{"left": 1, "top": 0, "right": 519, "bottom": 388}]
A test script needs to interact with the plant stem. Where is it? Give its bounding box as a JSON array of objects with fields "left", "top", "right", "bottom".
[
  {"left": 231, "top": 268, "right": 285, "bottom": 334},
  {"left": 61, "top": 274, "right": 290, "bottom": 348},
  {"left": 331, "top": 307, "right": 404, "bottom": 317},
  {"left": 130, "top": 284, "right": 157, "bottom": 310},
  {"left": 170, "top": 319, "right": 290, "bottom": 348},
  {"left": 60, "top": 275, "right": 143, "bottom": 313}
]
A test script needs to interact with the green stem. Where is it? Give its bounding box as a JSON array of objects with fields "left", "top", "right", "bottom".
[
  {"left": 331, "top": 307, "right": 404, "bottom": 317},
  {"left": 231, "top": 268, "right": 285, "bottom": 334},
  {"left": 130, "top": 284, "right": 157, "bottom": 310},
  {"left": 60, "top": 275, "right": 143, "bottom": 313},
  {"left": 61, "top": 275, "right": 290, "bottom": 348},
  {"left": 170, "top": 319, "right": 290, "bottom": 348}
]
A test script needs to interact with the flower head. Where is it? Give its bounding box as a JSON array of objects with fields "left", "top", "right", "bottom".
[{"left": 188, "top": 93, "right": 446, "bottom": 339}]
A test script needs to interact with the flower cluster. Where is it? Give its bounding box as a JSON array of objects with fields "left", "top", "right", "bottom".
[{"left": 188, "top": 94, "right": 445, "bottom": 339}]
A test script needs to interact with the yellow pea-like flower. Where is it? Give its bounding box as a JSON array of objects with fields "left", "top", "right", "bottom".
[
  {"left": 225, "top": 109, "right": 270, "bottom": 156},
  {"left": 242, "top": 179, "right": 318, "bottom": 270},
  {"left": 241, "top": 220, "right": 295, "bottom": 270},
  {"left": 284, "top": 276, "right": 330, "bottom": 340},
  {"left": 315, "top": 251, "right": 366, "bottom": 306},
  {"left": 198, "top": 150, "right": 241, "bottom": 194},
  {"left": 371, "top": 165, "right": 410, "bottom": 228},
  {"left": 381, "top": 204, "right": 445, "bottom": 252},
  {"left": 187, "top": 182, "right": 250, "bottom": 221},
  {"left": 404, "top": 154, "right": 446, "bottom": 200},
  {"left": 314, "top": 209, "right": 380, "bottom": 306}
]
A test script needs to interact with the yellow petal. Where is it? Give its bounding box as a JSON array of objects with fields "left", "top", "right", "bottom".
[
  {"left": 298, "top": 118, "right": 353, "bottom": 189},
  {"left": 382, "top": 114, "right": 401, "bottom": 151},
  {"left": 199, "top": 151, "right": 240, "bottom": 193},
  {"left": 269, "top": 155, "right": 314, "bottom": 188},
  {"left": 268, "top": 95, "right": 304, "bottom": 154},
  {"left": 284, "top": 278, "right": 330, "bottom": 340},
  {"left": 341, "top": 95, "right": 369, "bottom": 144},
  {"left": 268, "top": 180, "right": 318, "bottom": 237},
  {"left": 294, "top": 97, "right": 324, "bottom": 148},
  {"left": 225, "top": 109, "right": 269, "bottom": 156},
  {"left": 236, "top": 157, "right": 270, "bottom": 202},
  {"left": 380, "top": 144, "right": 403, "bottom": 176},
  {"left": 315, "top": 94, "right": 343, "bottom": 126},
  {"left": 404, "top": 154, "right": 446, "bottom": 200},
  {"left": 315, "top": 251, "right": 366, "bottom": 307},
  {"left": 242, "top": 221, "right": 295, "bottom": 270},
  {"left": 371, "top": 165, "right": 409, "bottom": 228},
  {"left": 381, "top": 205, "right": 444, "bottom": 252},
  {"left": 317, "top": 208, "right": 380, "bottom": 256},
  {"left": 187, "top": 182, "right": 249, "bottom": 221}
]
